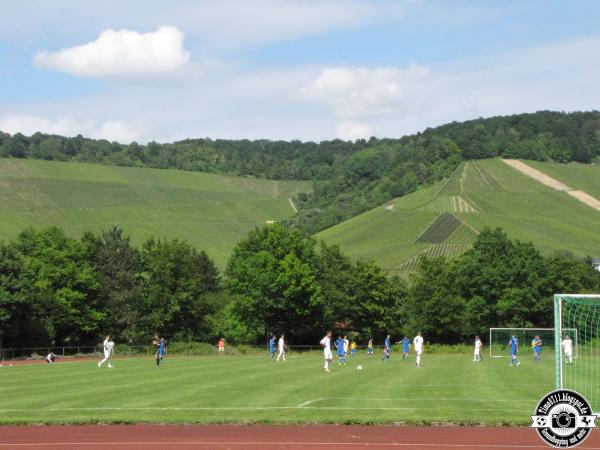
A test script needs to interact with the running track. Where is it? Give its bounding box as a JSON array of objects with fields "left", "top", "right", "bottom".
[{"left": 2, "top": 425, "right": 600, "bottom": 449}]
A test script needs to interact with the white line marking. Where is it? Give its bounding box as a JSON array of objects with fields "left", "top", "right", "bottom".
[
  {"left": 324, "top": 397, "right": 532, "bottom": 403},
  {"left": 0, "top": 406, "right": 529, "bottom": 412},
  {"left": 296, "top": 398, "right": 325, "bottom": 407}
]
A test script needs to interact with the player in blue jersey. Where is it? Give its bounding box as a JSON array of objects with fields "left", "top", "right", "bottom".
[
  {"left": 156, "top": 336, "right": 166, "bottom": 366},
  {"left": 508, "top": 334, "right": 520, "bottom": 366},
  {"left": 382, "top": 334, "right": 391, "bottom": 362},
  {"left": 268, "top": 334, "right": 276, "bottom": 360},
  {"left": 531, "top": 335, "right": 542, "bottom": 364},
  {"left": 335, "top": 336, "right": 347, "bottom": 365},
  {"left": 400, "top": 336, "right": 411, "bottom": 360}
]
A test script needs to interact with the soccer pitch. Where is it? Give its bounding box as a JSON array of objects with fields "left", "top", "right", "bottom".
[{"left": 0, "top": 352, "right": 555, "bottom": 425}]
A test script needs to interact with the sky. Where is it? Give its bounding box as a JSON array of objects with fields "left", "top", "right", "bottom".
[{"left": 1, "top": 0, "right": 600, "bottom": 143}]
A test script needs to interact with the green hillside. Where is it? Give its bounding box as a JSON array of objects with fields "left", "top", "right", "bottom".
[
  {"left": 0, "top": 159, "right": 309, "bottom": 267},
  {"left": 525, "top": 160, "right": 600, "bottom": 198},
  {"left": 317, "top": 159, "right": 600, "bottom": 274}
]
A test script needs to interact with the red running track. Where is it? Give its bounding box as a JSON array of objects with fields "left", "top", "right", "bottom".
[{"left": 1, "top": 425, "right": 600, "bottom": 450}]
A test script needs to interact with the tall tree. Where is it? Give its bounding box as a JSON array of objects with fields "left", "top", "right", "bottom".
[
  {"left": 141, "top": 237, "right": 220, "bottom": 340},
  {"left": 226, "top": 224, "right": 322, "bottom": 341},
  {"left": 14, "top": 227, "right": 100, "bottom": 346},
  {"left": 82, "top": 226, "right": 143, "bottom": 342}
]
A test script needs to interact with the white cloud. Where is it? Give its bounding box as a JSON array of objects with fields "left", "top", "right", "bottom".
[
  {"left": 34, "top": 26, "right": 190, "bottom": 78},
  {"left": 298, "top": 64, "right": 430, "bottom": 138},
  {"left": 0, "top": 114, "right": 140, "bottom": 143},
  {"left": 299, "top": 64, "right": 430, "bottom": 120},
  {"left": 336, "top": 121, "right": 372, "bottom": 141}
]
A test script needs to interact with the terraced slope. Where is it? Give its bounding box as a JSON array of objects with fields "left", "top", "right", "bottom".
[
  {"left": 318, "top": 159, "right": 600, "bottom": 274},
  {"left": 0, "top": 159, "right": 310, "bottom": 267}
]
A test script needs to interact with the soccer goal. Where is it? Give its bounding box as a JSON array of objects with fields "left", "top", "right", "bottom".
[
  {"left": 555, "top": 294, "right": 600, "bottom": 413},
  {"left": 488, "top": 327, "right": 578, "bottom": 359}
]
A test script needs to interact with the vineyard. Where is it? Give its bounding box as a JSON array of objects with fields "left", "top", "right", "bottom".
[
  {"left": 415, "top": 212, "right": 478, "bottom": 244},
  {"left": 318, "top": 159, "right": 600, "bottom": 275},
  {"left": 398, "top": 243, "right": 474, "bottom": 272},
  {"left": 436, "top": 161, "right": 502, "bottom": 199}
]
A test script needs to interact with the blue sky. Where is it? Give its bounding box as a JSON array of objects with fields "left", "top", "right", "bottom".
[{"left": 1, "top": 0, "right": 600, "bottom": 143}]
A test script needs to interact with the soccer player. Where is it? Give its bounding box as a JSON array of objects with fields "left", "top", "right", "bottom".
[
  {"left": 400, "top": 336, "right": 411, "bottom": 360},
  {"left": 473, "top": 336, "right": 483, "bottom": 362},
  {"left": 562, "top": 335, "right": 573, "bottom": 364},
  {"left": 367, "top": 338, "right": 374, "bottom": 355},
  {"left": 218, "top": 337, "right": 226, "bottom": 355},
  {"left": 268, "top": 334, "right": 276, "bottom": 360},
  {"left": 531, "top": 335, "right": 542, "bottom": 364},
  {"left": 508, "top": 334, "right": 520, "bottom": 366},
  {"left": 350, "top": 341, "right": 357, "bottom": 356},
  {"left": 343, "top": 335, "right": 349, "bottom": 359},
  {"left": 320, "top": 331, "right": 333, "bottom": 372},
  {"left": 156, "top": 337, "right": 166, "bottom": 366},
  {"left": 46, "top": 352, "right": 56, "bottom": 364},
  {"left": 335, "top": 335, "right": 346, "bottom": 365},
  {"left": 382, "top": 334, "right": 391, "bottom": 362},
  {"left": 107, "top": 339, "right": 115, "bottom": 368},
  {"left": 413, "top": 332, "right": 424, "bottom": 367},
  {"left": 276, "top": 334, "right": 287, "bottom": 361},
  {"left": 98, "top": 335, "right": 113, "bottom": 368}
]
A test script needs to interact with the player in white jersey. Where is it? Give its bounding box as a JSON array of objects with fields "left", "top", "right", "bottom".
[
  {"left": 473, "top": 335, "right": 483, "bottom": 362},
  {"left": 277, "top": 334, "right": 287, "bottom": 361},
  {"left": 343, "top": 336, "right": 349, "bottom": 358},
  {"left": 413, "top": 332, "right": 424, "bottom": 368},
  {"left": 320, "top": 331, "right": 333, "bottom": 372},
  {"left": 98, "top": 335, "right": 114, "bottom": 368},
  {"left": 562, "top": 335, "right": 573, "bottom": 364}
]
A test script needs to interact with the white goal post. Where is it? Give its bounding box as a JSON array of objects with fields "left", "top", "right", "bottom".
[
  {"left": 554, "top": 294, "right": 600, "bottom": 414},
  {"left": 488, "top": 327, "right": 578, "bottom": 359}
]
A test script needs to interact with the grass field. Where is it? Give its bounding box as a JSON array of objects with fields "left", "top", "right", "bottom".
[
  {"left": 318, "top": 159, "right": 600, "bottom": 274},
  {"left": 0, "top": 158, "right": 309, "bottom": 267},
  {"left": 0, "top": 352, "right": 555, "bottom": 426},
  {"left": 526, "top": 160, "right": 600, "bottom": 198}
]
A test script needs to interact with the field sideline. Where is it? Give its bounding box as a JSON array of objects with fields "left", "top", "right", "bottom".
[{"left": 0, "top": 351, "right": 554, "bottom": 425}]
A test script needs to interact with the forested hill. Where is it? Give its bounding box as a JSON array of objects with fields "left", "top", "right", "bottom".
[{"left": 2, "top": 110, "right": 599, "bottom": 233}]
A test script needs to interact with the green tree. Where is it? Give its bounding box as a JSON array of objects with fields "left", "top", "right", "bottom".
[
  {"left": 406, "top": 257, "right": 465, "bottom": 342},
  {"left": 141, "top": 237, "right": 220, "bottom": 341},
  {"left": 0, "top": 241, "right": 26, "bottom": 349},
  {"left": 226, "top": 224, "right": 321, "bottom": 341},
  {"left": 82, "top": 226, "right": 143, "bottom": 342},
  {"left": 14, "top": 227, "right": 101, "bottom": 346}
]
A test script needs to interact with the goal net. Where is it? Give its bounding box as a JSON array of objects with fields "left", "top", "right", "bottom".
[
  {"left": 489, "top": 328, "right": 578, "bottom": 359},
  {"left": 555, "top": 294, "right": 600, "bottom": 413}
]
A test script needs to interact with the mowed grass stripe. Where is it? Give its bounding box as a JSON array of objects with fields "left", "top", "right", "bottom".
[{"left": 0, "top": 353, "right": 556, "bottom": 424}]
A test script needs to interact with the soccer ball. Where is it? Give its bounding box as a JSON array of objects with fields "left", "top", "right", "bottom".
[{"left": 356, "top": 365, "right": 363, "bottom": 371}]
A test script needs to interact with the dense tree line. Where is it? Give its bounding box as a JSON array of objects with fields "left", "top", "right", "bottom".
[
  {"left": 2, "top": 111, "right": 599, "bottom": 233},
  {"left": 1, "top": 224, "right": 598, "bottom": 349},
  {"left": 407, "top": 229, "right": 600, "bottom": 342},
  {"left": 0, "top": 226, "right": 220, "bottom": 349}
]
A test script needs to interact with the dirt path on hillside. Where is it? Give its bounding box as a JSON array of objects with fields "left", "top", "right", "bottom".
[{"left": 502, "top": 159, "right": 600, "bottom": 212}]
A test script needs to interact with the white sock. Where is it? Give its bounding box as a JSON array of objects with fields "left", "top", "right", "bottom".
[
  {"left": 416, "top": 355, "right": 421, "bottom": 366},
  {"left": 98, "top": 357, "right": 107, "bottom": 366}
]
